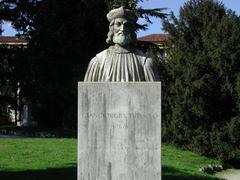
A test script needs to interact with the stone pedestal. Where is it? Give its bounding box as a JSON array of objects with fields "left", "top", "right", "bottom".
[{"left": 78, "top": 82, "right": 161, "bottom": 180}]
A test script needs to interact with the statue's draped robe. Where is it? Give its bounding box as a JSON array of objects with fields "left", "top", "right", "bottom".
[{"left": 84, "top": 46, "right": 160, "bottom": 82}]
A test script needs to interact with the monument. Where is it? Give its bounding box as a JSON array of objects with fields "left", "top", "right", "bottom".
[
  {"left": 84, "top": 6, "right": 160, "bottom": 82},
  {"left": 78, "top": 6, "right": 161, "bottom": 180}
]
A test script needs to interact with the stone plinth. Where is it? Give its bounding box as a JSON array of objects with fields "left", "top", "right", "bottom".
[{"left": 78, "top": 82, "right": 161, "bottom": 180}]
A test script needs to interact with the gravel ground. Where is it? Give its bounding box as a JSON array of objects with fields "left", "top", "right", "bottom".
[{"left": 216, "top": 169, "right": 240, "bottom": 180}]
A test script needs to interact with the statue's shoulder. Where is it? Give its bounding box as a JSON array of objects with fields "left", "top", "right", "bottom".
[
  {"left": 144, "top": 56, "right": 158, "bottom": 68},
  {"left": 96, "top": 49, "right": 108, "bottom": 60},
  {"left": 134, "top": 49, "right": 156, "bottom": 65},
  {"left": 89, "top": 49, "right": 108, "bottom": 64}
]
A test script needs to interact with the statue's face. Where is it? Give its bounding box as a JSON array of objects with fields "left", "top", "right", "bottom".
[{"left": 112, "top": 17, "right": 132, "bottom": 46}]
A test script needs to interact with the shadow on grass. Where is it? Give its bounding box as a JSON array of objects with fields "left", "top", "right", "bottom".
[
  {"left": 0, "top": 167, "right": 77, "bottom": 180},
  {"left": 163, "top": 166, "right": 223, "bottom": 180},
  {"left": 0, "top": 166, "right": 223, "bottom": 180},
  {"left": 0, "top": 126, "right": 77, "bottom": 138}
]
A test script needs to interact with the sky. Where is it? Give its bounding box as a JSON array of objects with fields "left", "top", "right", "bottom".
[
  {"left": 137, "top": 0, "right": 240, "bottom": 37},
  {"left": 2, "top": 0, "right": 240, "bottom": 37}
]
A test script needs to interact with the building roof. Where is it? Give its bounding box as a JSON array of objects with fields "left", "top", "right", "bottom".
[
  {"left": 0, "top": 36, "right": 28, "bottom": 45},
  {"left": 138, "top": 34, "right": 169, "bottom": 42}
]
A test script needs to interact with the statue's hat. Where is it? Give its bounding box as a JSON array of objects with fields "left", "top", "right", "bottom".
[{"left": 107, "top": 6, "right": 138, "bottom": 23}]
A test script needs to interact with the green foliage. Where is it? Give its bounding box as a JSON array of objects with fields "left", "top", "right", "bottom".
[
  {"left": 137, "top": 41, "right": 160, "bottom": 60},
  {"left": 0, "top": 2, "right": 3, "bottom": 34},
  {"left": 1, "top": 0, "right": 110, "bottom": 127},
  {"left": 0, "top": 0, "right": 39, "bottom": 35},
  {"left": 137, "top": 7, "right": 167, "bottom": 23},
  {"left": 26, "top": 0, "right": 109, "bottom": 127},
  {"left": 162, "top": 0, "right": 240, "bottom": 163},
  {"left": 0, "top": 22, "right": 2, "bottom": 35},
  {"left": 105, "top": 0, "right": 140, "bottom": 10}
]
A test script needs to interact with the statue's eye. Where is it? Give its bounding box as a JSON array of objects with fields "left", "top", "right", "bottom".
[{"left": 115, "top": 22, "right": 121, "bottom": 26}]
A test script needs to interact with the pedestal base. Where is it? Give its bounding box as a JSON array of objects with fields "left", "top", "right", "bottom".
[{"left": 78, "top": 82, "right": 161, "bottom": 180}]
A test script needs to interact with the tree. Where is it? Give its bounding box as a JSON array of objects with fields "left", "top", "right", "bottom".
[
  {"left": 0, "top": 22, "right": 2, "bottom": 35},
  {"left": 0, "top": 0, "right": 39, "bottom": 35},
  {"left": 0, "top": 0, "right": 40, "bottom": 124},
  {"left": 0, "top": 0, "right": 109, "bottom": 127},
  {"left": 162, "top": 0, "right": 240, "bottom": 163},
  {"left": 0, "top": 0, "right": 166, "bottom": 128},
  {"left": 0, "top": 2, "right": 5, "bottom": 35},
  {"left": 24, "top": 0, "right": 110, "bottom": 127},
  {"left": 0, "top": 43, "right": 27, "bottom": 125}
]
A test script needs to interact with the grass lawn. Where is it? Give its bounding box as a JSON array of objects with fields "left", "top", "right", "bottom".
[
  {"left": 0, "top": 138, "right": 222, "bottom": 180},
  {"left": 162, "top": 145, "right": 222, "bottom": 180},
  {"left": 0, "top": 138, "right": 77, "bottom": 180}
]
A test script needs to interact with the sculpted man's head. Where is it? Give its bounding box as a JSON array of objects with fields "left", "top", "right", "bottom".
[
  {"left": 106, "top": 6, "right": 137, "bottom": 47},
  {"left": 84, "top": 6, "right": 160, "bottom": 82}
]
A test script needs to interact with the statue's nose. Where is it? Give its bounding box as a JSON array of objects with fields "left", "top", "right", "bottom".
[{"left": 120, "top": 24, "right": 126, "bottom": 31}]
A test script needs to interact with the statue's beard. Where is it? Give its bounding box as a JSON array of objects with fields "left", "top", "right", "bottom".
[{"left": 113, "top": 32, "right": 132, "bottom": 46}]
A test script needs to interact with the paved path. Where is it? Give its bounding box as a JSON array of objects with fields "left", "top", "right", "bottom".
[
  {"left": 216, "top": 169, "right": 240, "bottom": 180},
  {"left": 0, "top": 135, "right": 24, "bottom": 139}
]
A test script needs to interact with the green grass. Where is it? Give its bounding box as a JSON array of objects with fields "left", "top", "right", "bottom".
[
  {"left": 162, "top": 145, "right": 222, "bottom": 180},
  {"left": 0, "top": 138, "right": 77, "bottom": 180},
  {"left": 0, "top": 138, "right": 77, "bottom": 171},
  {"left": 0, "top": 139, "right": 223, "bottom": 180}
]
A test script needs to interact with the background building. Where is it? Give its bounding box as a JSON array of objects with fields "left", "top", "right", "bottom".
[
  {"left": 0, "top": 36, "right": 30, "bottom": 126},
  {"left": 138, "top": 34, "right": 168, "bottom": 60}
]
